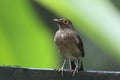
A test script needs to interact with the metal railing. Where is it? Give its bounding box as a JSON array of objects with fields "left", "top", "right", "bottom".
[{"left": 0, "top": 66, "right": 120, "bottom": 80}]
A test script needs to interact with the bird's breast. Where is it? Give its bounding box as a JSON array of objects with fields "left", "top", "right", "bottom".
[{"left": 54, "top": 30, "right": 82, "bottom": 60}]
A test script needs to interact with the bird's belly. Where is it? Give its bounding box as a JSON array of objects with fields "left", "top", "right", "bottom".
[
  {"left": 58, "top": 40, "right": 82, "bottom": 60},
  {"left": 55, "top": 31, "right": 82, "bottom": 60}
]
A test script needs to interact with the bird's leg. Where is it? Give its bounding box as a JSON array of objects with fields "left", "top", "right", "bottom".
[
  {"left": 68, "top": 59, "right": 72, "bottom": 71},
  {"left": 71, "top": 61, "right": 76, "bottom": 70},
  {"left": 72, "top": 60, "right": 79, "bottom": 76},
  {"left": 59, "top": 58, "right": 67, "bottom": 76}
]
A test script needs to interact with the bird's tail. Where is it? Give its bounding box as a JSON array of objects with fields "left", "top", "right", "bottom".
[{"left": 78, "top": 61, "right": 84, "bottom": 71}]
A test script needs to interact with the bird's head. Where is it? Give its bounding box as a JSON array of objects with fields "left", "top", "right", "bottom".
[{"left": 53, "top": 18, "right": 73, "bottom": 29}]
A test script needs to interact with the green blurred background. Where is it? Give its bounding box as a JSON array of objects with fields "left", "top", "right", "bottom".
[{"left": 0, "top": 0, "right": 120, "bottom": 70}]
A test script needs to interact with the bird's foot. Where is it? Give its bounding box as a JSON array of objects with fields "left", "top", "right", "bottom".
[
  {"left": 58, "top": 68, "right": 64, "bottom": 76},
  {"left": 69, "top": 68, "right": 73, "bottom": 72},
  {"left": 72, "top": 69, "right": 78, "bottom": 77}
]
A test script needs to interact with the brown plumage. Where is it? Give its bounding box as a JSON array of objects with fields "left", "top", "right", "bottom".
[{"left": 53, "top": 18, "right": 84, "bottom": 76}]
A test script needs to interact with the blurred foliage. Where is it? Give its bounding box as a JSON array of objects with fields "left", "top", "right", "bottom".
[
  {"left": 0, "top": 0, "right": 59, "bottom": 68},
  {"left": 0, "top": 0, "right": 120, "bottom": 70},
  {"left": 37, "top": 0, "right": 120, "bottom": 60}
]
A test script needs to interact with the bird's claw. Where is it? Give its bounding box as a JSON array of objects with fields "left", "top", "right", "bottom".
[
  {"left": 58, "top": 68, "right": 64, "bottom": 76},
  {"left": 72, "top": 69, "right": 78, "bottom": 77}
]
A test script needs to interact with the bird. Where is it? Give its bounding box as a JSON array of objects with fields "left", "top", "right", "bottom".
[{"left": 53, "top": 18, "right": 84, "bottom": 76}]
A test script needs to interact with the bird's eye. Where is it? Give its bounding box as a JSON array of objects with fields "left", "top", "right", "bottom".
[{"left": 63, "top": 20, "right": 68, "bottom": 24}]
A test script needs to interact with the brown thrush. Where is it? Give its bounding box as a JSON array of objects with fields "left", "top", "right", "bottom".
[{"left": 53, "top": 18, "right": 84, "bottom": 76}]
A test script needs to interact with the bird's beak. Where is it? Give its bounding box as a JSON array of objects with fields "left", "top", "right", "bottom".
[{"left": 53, "top": 19, "right": 61, "bottom": 23}]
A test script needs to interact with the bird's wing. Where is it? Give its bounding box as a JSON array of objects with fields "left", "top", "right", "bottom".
[{"left": 76, "top": 34, "right": 85, "bottom": 57}]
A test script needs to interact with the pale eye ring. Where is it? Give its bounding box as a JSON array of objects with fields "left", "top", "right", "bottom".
[{"left": 63, "top": 20, "right": 68, "bottom": 24}]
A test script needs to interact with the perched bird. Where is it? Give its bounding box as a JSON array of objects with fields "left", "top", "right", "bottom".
[{"left": 53, "top": 18, "right": 84, "bottom": 76}]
